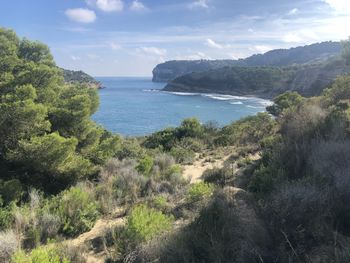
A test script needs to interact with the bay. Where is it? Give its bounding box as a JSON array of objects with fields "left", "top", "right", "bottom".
[{"left": 92, "top": 77, "right": 271, "bottom": 136}]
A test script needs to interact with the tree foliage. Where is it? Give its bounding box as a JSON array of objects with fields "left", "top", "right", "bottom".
[
  {"left": 341, "top": 37, "right": 350, "bottom": 65},
  {"left": 0, "top": 28, "right": 120, "bottom": 191},
  {"left": 266, "top": 91, "right": 304, "bottom": 117}
]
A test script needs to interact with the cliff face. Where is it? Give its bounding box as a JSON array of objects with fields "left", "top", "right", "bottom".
[
  {"left": 153, "top": 41, "right": 341, "bottom": 83},
  {"left": 152, "top": 60, "right": 238, "bottom": 82},
  {"left": 163, "top": 58, "right": 350, "bottom": 99}
]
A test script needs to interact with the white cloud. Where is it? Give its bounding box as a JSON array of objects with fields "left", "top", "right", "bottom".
[
  {"left": 283, "top": 33, "right": 303, "bottom": 43},
  {"left": 130, "top": 0, "right": 147, "bottom": 11},
  {"left": 206, "top": 38, "right": 223, "bottom": 49},
  {"left": 65, "top": 8, "right": 96, "bottom": 23},
  {"left": 176, "top": 52, "right": 211, "bottom": 60},
  {"left": 110, "top": 42, "right": 122, "bottom": 50},
  {"left": 228, "top": 53, "right": 238, "bottom": 59},
  {"left": 87, "top": 0, "right": 124, "bottom": 12},
  {"left": 253, "top": 45, "right": 273, "bottom": 53},
  {"left": 323, "top": 0, "right": 350, "bottom": 13},
  {"left": 188, "top": 0, "right": 209, "bottom": 10},
  {"left": 288, "top": 8, "right": 299, "bottom": 15},
  {"left": 71, "top": 55, "right": 81, "bottom": 61},
  {"left": 205, "top": 38, "right": 234, "bottom": 49},
  {"left": 138, "top": 47, "right": 167, "bottom": 56}
]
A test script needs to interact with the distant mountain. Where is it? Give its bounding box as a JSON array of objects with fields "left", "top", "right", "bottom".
[
  {"left": 163, "top": 57, "right": 350, "bottom": 99},
  {"left": 61, "top": 68, "right": 102, "bottom": 89},
  {"left": 153, "top": 41, "right": 341, "bottom": 82}
]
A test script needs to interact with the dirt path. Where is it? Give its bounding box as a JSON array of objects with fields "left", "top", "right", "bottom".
[
  {"left": 63, "top": 208, "right": 126, "bottom": 263},
  {"left": 183, "top": 153, "right": 231, "bottom": 183}
]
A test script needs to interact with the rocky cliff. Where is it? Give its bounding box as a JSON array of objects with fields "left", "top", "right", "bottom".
[
  {"left": 163, "top": 58, "right": 350, "bottom": 99},
  {"left": 153, "top": 41, "right": 341, "bottom": 82}
]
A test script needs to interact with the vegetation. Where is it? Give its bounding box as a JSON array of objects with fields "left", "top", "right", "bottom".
[
  {"left": 2, "top": 27, "right": 350, "bottom": 263},
  {"left": 61, "top": 68, "right": 101, "bottom": 89},
  {"left": 125, "top": 205, "right": 174, "bottom": 243},
  {"left": 186, "top": 182, "right": 214, "bottom": 202},
  {"left": 12, "top": 247, "right": 70, "bottom": 263},
  {"left": 153, "top": 41, "right": 341, "bottom": 82},
  {"left": 0, "top": 28, "right": 120, "bottom": 194}
]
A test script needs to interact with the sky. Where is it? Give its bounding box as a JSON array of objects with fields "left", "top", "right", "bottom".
[{"left": 0, "top": 0, "right": 349, "bottom": 76}]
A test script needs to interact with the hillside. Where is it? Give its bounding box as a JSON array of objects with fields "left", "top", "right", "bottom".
[
  {"left": 163, "top": 57, "right": 350, "bottom": 98},
  {"left": 2, "top": 27, "right": 350, "bottom": 263},
  {"left": 61, "top": 68, "right": 102, "bottom": 89},
  {"left": 153, "top": 41, "right": 341, "bottom": 82}
]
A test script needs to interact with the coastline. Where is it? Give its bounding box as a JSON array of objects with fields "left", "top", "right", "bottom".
[{"left": 162, "top": 90, "right": 273, "bottom": 104}]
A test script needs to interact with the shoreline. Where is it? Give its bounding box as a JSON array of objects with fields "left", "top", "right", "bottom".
[{"left": 162, "top": 90, "right": 273, "bottom": 104}]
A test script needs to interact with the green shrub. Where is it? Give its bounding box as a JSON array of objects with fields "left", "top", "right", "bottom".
[
  {"left": 186, "top": 182, "right": 214, "bottom": 202},
  {"left": 178, "top": 137, "right": 203, "bottom": 152},
  {"left": 143, "top": 128, "right": 178, "bottom": 150},
  {"left": 11, "top": 190, "right": 55, "bottom": 249},
  {"left": 115, "top": 138, "right": 143, "bottom": 160},
  {"left": 51, "top": 186, "right": 100, "bottom": 237},
  {"left": 219, "top": 113, "right": 276, "bottom": 147},
  {"left": 177, "top": 118, "right": 203, "bottom": 138},
  {"left": 0, "top": 180, "right": 23, "bottom": 205},
  {"left": 152, "top": 196, "right": 168, "bottom": 210},
  {"left": 125, "top": 205, "right": 174, "bottom": 243},
  {"left": 164, "top": 165, "right": 182, "bottom": 179},
  {"left": 136, "top": 155, "right": 154, "bottom": 176},
  {"left": 170, "top": 147, "right": 195, "bottom": 164},
  {"left": 153, "top": 154, "right": 175, "bottom": 172},
  {"left": 100, "top": 159, "right": 147, "bottom": 204},
  {"left": 0, "top": 206, "right": 12, "bottom": 230},
  {"left": 11, "top": 247, "right": 70, "bottom": 263},
  {"left": 248, "top": 165, "right": 277, "bottom": 197},
  {"left": 203, "top": 168, "right": 228, "bottom": 185},
  {"left": 266, "top": 91, "right": 304, "bottom": 117}
]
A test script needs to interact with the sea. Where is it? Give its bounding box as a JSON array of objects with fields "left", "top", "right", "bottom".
[{"left": 92, "top": 77, "right": 272, "bottom": 137}]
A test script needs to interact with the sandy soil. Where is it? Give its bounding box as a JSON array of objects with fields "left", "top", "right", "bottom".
[{"left": 183, "top": 154, "right": 230, "bottom": 183}]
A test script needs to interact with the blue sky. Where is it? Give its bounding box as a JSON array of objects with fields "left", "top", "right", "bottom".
[{"left": 1, "top": 0, "right": 349, "bottom": 76}]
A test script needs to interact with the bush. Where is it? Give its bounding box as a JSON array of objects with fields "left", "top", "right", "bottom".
[
  {"left": 143, "top": 128, "right": 178, "bottom": 150},
  {"left": 115, "top": 138, "right": 143, "bottom": 160},
  {"left": 0, "top": 230, "right": 19, "bottom": 263},
  {"left": 170, "top": 147, "right": 195, "bottom": 164},
  {"left": 11, "top": 189, "right": 59, "bottom": 248},
  {"left": 125, "top": 205, "right": 174, "bottom": 244},
  {"left": 103, "top": 159, "right": 147, "bottom": 204},
  {"left": 323, "top": 76, "right": 350, "bottom": 105},
  {"left": 11, "top": 247, "right": 70, "bottom": 263},
  {"left": 152, "top": 154, "right": 175, "bottom": 176},
  {"left": 186, "top": 182, "right": 214, "bottom": 202},
  {"left": 263, "top": 182, "right": 334, "bottom": 261},
  {"left": 133, "top": 187, "right": 270, "bottom": 263},
  {"left": 51, "top": 185, "right": 100, "bottom": 237},
  {"left": 202, "top": 168, "right": 228, "bottom": 185},
  {"left": 215, "top": 113, "right": 276, "bottom": 148},
  {"left": 266, "top": 91, "right": 304, "bottom": 117},
  {"left": 0, "top": 206, "right": 12, "bottom": 230},
  {"left": 178, "top": 137, "right": 203, "bottom": 152},
  {"left": 136, "top": 155, "right": 154, "bottom": 176},
  {"left": 151, "top": 196, "right": 168, "bottom": 211},
  {"left": 177, "top": 118, "right": 203, "bottom": 138},
  {"left": 0, "top": 179, "right": 23, "bottom": 205}
]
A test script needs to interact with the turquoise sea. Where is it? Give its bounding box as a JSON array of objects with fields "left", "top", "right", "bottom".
[{"left": 92, "top": 77, "right": 272, "bottom": 136}]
